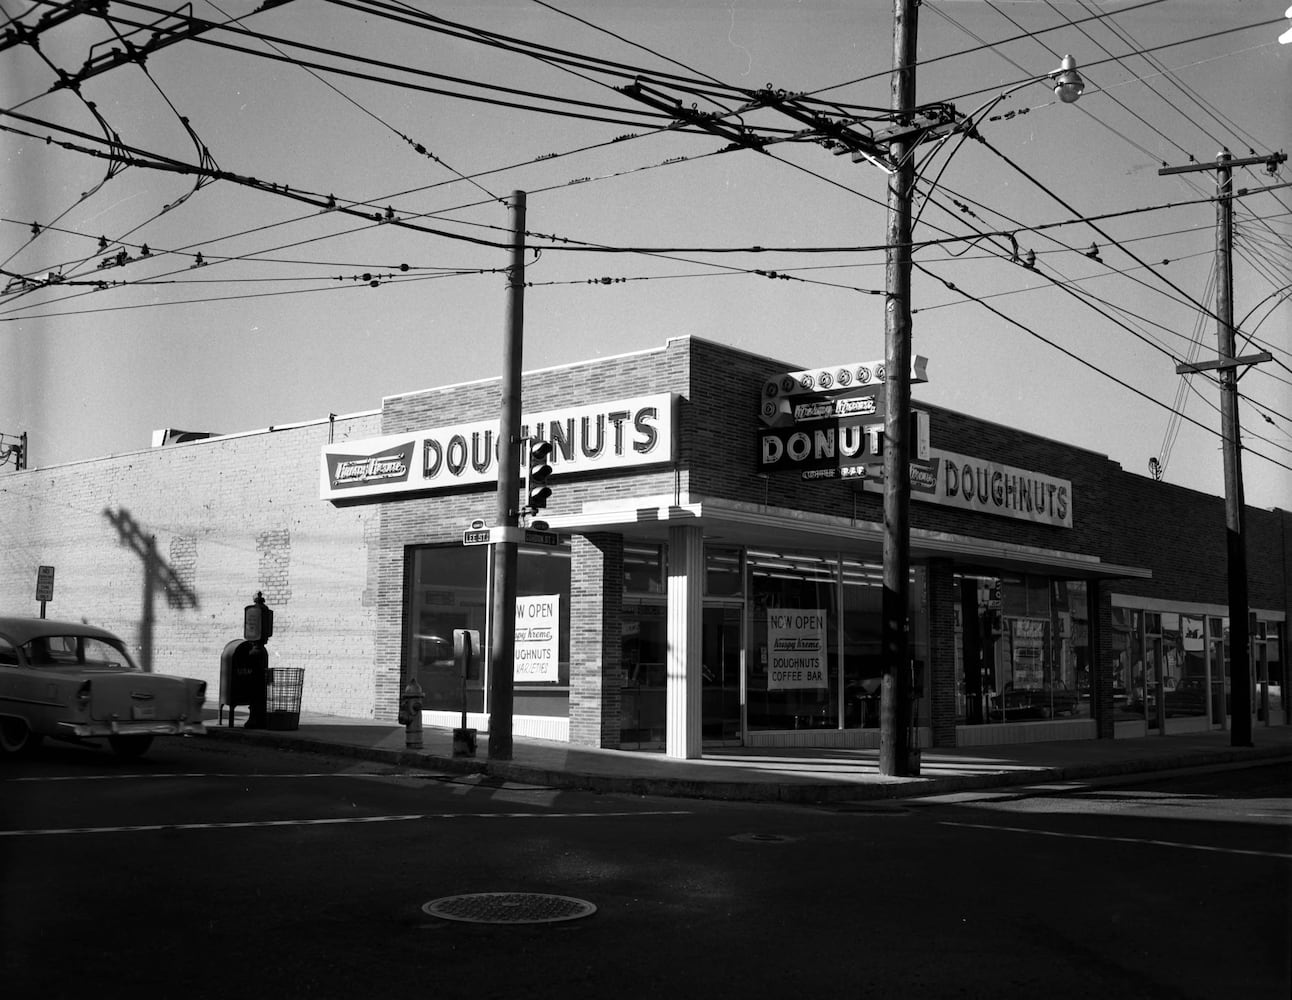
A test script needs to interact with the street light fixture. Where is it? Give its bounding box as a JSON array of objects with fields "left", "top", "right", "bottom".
[
  {"left": 958, "top": 56, "right": 1086, "bottom": 135},
  {"left": 1052, "top": 55, "right": 1085, "bottom": 104},
  {"left": 879, "top": 43, "right": 1084, "bottom": 777}
]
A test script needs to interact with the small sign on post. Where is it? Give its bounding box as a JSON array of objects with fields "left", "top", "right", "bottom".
[{"left": 36, "top": 565, "right": 54, "bottom": 618}]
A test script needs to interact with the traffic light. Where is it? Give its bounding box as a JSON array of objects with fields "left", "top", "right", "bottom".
[{"left": 524, "top": 438, "right": 553, "bottom": 529}]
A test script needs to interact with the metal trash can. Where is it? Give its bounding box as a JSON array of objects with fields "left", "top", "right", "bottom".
[{"left": 265, "top": 667, "right": 304, "bottom": 731}]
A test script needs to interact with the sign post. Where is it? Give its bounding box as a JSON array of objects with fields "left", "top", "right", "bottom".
[{"left": 35, "top": 565, "right": 54, "bottom": 619}]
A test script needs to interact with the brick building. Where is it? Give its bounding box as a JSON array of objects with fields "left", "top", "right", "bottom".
[{"left": 3, "top": 336, "right": 1287, "bottom": 756}]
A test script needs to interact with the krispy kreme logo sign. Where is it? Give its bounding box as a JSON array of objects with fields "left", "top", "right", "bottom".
[
  {"left": 321, "top": 393, "right": 675, "bottom": 501},
  {"left": 760, "top": 356, "right": 927, "bottom": 427},
  {"left": 792, "top": 395, "right": 881, "bottom": 422},
  {"left": 327, "top": 441, "right": 416, "bottom": 490}
]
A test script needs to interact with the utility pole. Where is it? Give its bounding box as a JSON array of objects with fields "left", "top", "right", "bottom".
[
  {"left": 620, "top": 6, "right": 1080, "bottom": 778},
  {"left": 878, "top": 0, "right": 918, "bottom": 777},
  {"left": 488, "top": 190, "right": 527, "bottom": 761},
  {"left": 1160, "top": 149, "right": 1281, "bottom": 747}
]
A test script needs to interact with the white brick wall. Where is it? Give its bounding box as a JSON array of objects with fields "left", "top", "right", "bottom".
[{"left": 0, "top": 414, "right": 381, "bottom": 717}]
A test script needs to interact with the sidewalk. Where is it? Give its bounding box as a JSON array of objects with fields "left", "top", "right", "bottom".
[{"left": 202, "top": 710, "right": 1292, "bottom": 804}]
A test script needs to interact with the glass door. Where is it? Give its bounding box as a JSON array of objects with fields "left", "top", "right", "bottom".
[
  {"left": 1147, "top": 634, "right": 1164, "bottom": 732},
  {"left": 1209, "top": 617, "right": 1227, "bottom": 729},
  {"left": 702, "top": 603, "right": 743, "bottom": 743},
  {"left": 619, "top": 603, "right": 667, "bottom": 748}
]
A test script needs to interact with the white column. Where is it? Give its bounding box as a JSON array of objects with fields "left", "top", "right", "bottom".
[{"left": 666, "top": 525, "right": 703, "bottom": 759}]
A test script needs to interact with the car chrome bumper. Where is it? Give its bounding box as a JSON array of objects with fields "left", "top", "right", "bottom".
[{"left": 61, "top": 720, "right": 207, "bottom": 738}]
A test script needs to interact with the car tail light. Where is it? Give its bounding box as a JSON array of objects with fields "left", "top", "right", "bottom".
[
  {"left": 195, "top": 681, "right": 207, "bottom": 708},
  {"left": 76, "top": 680, "right": 92, "bottom": 708}
]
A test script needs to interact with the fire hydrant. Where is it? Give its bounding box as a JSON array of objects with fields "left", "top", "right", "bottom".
[{"left": 398, "top": 677, "right": 424, "bottom": 750}]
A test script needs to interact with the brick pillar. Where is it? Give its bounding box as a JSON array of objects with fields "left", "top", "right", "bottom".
[
  {"left": 569, "top": 533, "right": 623, "bottom": 748},
  {"left": 927, "top": 558, "right": 958, "bottom": 747},
  {"left": 1089, "top": 580, "right": 1115, "bottom": 739}
]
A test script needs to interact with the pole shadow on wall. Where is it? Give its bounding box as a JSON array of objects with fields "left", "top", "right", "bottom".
[{"left": 103, "top": 507, "right": 200, "bottom": 672}]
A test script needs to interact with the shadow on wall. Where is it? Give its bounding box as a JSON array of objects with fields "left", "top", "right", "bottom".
[{"left": 103, "top": 507, "right": 200, "bottom": 672}]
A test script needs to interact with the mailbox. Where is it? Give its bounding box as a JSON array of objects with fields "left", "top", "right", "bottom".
[{"left": 219, "top": 638, "right": 268, "bottom": 728}]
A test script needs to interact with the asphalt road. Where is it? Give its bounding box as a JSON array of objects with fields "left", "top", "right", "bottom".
[{"left": 2, "top": 736, "right": 1288, "bottom": 999}]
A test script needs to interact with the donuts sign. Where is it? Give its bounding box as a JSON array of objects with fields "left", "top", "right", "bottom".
[{"left": 321, "top": 393, "right": 676, "bottom": 501}]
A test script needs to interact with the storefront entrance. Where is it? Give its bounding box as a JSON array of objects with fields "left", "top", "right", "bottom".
[{"left": 702, "top": 604, "right": 743, "bottom": 744}]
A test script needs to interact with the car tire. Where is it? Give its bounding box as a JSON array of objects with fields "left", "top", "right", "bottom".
[
  {"left": 108, "top": 734, "right": 154, "bottom": 759},
  {"left": 0, "top": 716, "right": 42, "bottom": 756}
]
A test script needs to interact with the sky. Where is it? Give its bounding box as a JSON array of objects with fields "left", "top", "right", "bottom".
[{"left": 1, "top": 0, "right": 1289, "bottom": 509}]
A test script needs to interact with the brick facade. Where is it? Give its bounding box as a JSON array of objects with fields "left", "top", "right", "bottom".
[{"left": 569, "top": 533, "right": 624, "bottom": 748}]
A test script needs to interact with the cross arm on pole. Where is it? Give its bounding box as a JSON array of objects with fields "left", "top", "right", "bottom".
[
  {"left": 1176, "top": 352, "right": 1273, "bottom": 378},
  {"left": 1159, "top": 151, "right": 1286, "bottom": 176},
  {"left": 619, "top": 79, "right": 771, "bottom": 152}
]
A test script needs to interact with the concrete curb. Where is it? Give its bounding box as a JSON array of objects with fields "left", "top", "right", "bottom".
[{"left": 203, "top": 727, "right": 1292, "bottom": 804}]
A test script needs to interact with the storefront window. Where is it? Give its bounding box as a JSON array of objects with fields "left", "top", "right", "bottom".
[
  {"left": 748, "top": 551, "right": 839, "bottom": 731},
  {"left": 1170, "top": 614, "right": 1209, "bottom": 719},
  {"left": 1111, "top": 606, "right": 1140, "bottom": 720},
  {"left": 705, "top": 545, "right": 744, "bottom": 597},
  {"left": 515, "top": 546, "right": 572, "bottom": 721},
  {"left": 1054, "top": 581, "right": 1091, "bottom": 718},
  {"left": 745, "top": 551, "right": 926, "bottom": 733},
  {"left": 1210, "top": 616, "right": 1227, "bottom": 720},
  {"left": 959, "top": 574, "right": 1084, "bottom": 724},
  {"left": 405, "top": 543, "right": 570, "bottom": 717},
  {"left": 1167, "top": 609, "right": 1204, "bottom": 718},
  {"left": 406, "top": 546, "right": 488, "bottom": 713},
  {"left": 841, "top": 559, "right": 883, "bottom": 729},
  {"left": 620, "top": 602, "right": 667, "bottom": 746},
  {"left": 1263, "top": 622, "right": 1284, "bottom": 719},
  {"left": 624, "top": 543, "right": 665, "bottom": 596}
]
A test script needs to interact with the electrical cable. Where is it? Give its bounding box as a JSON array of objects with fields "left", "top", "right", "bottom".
[
  {"left": 201, "top": 0, "right": 500, "bottom": 207},
  {"left": 914, "top": 259, "right": 1292, "bottom": 476},
  {"left": 1088, "top": 0, "right": 1272, "bottom": 158}
]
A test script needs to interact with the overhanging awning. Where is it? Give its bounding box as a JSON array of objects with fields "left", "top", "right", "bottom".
[{"left": 543, "top": 493, "right": 1151, "bottom": 581}]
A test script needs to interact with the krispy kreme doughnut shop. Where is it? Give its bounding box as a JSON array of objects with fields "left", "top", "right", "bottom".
[{"left": 321, "top": 336, "right": 1287, "bottom": 757}]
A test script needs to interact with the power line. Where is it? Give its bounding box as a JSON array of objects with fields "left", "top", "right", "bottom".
[{"left": 914, "top": 259, "right": 1292, "bottom": 477}]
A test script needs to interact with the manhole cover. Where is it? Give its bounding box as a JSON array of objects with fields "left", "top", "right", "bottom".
[{"left": 422, "top": 893, "right": 597, "bottom": 924}]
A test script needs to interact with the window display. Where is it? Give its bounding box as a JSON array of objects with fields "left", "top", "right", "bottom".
[
  {"left": 406, "top": 543, "right": 571, "bottom": 717},
  {"left": 959, "top": 574, "right": 1088, "bottom": 724}
]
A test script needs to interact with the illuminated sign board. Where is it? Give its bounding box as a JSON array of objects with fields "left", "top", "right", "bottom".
[{"left": 760, "top": 356, "right": 928, "bottom": 426}]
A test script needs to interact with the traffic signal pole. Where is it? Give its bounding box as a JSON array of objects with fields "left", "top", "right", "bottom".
[
  {"left": 1160, "top": 150, "right": 1281, "bottom": 747},
  {"left": 488, "top": 190, "right": 527, "bottom": 761}
]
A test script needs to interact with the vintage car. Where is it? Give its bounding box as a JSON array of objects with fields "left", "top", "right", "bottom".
[{"left": 0, "top": 616, "right": 206, "bottom": 758}]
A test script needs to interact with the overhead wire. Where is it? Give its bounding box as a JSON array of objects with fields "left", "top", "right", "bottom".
[
  {"left": 199, "top": 0, "right": 504, "bottom": 206},
  {"left": 5, "top": 4, "right": 1286, "bottom": 395},
  {"left": 1157, "top": 265, "right": 1216, "bottom": 475},
  {"left": 913, "top": 258, "right": 1292, "bottom": 476},
  {"left": 939, "top": 12, "right": 1287, "bottom": 108},
  {"left": 1083, "top": 0, "right": 1269, "bottom": 157}
]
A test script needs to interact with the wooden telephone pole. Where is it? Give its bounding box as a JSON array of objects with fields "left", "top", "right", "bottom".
[
  {"left": 879, "top": 0, "right": 919, "bottom": 776},
  {"left": 1160, "top": 149, "right": 1281, "bottom": 747},
  {"left": 488, "top": 190, "right": 527, "bottom": 761}
]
